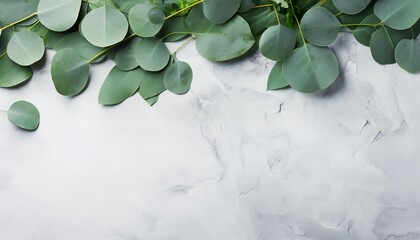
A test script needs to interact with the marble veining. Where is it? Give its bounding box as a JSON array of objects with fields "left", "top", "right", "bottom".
[{"left": 1, "top": 33, "right": 420, "bottom": 240}]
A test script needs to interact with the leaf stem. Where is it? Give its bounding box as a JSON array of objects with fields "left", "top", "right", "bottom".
[
  {"left": 28, "top": 20, "right": 40, "bottom": 31},
  {"left": 253, "top": 4, "right": 273, "bottom": 9},
  {"left": 172, "top": 36, "right": 194, "bottom": 56},
  {"left": 87, "top": 33, "right": 136, "bottom": 63},
  {"left": 289, "top": 1, "right": 306, "bottom": 45},
  {"left": 0, "top": 52, "right": 7, "bottom": 59},
  {"left": 162, "top": 31, "right": 192, "bottom": 40},
  {"left": 341, "top": 23, "right": 383, "bottom": 28},
  {"left": 0, "top": 12, "right": 38, "bottom": 31},
  {"left": 165, "top": 0, "right": 204, "bottom": 20}
]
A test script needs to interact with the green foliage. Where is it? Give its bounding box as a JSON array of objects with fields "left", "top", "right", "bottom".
[
  {"left": 1, "top": 0, "right": 420, "bottom": 131},
  {"left": 7, "top": 101, "right": 40, "bottom": 131}
]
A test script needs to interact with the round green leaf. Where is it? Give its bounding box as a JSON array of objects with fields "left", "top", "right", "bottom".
[
  {"left": 164, "top": 61, "right": 193, "bottom": 94},
  {"left": 0, "top": 55, "right": 33, "bottom": 88},
  {"left": 259, "top": 25, "right": 296, "bottom": 61},
  {"left": 7, "top": 101, "right": 40, "bottom": 131},
  {"left": 374, "top": 0, "right": 420, "bottom": 30},
  {"left": 99, "top": 66, "right": 144, "bottom": 105},
  {"left": 129, "top": 3, "right": 164, "bottom": 37},
  {"left": 138, "top": 70, "right": 166, "bottom": 100},
  {"left": 283, "top": 44, "right": 339, "bottom": 93},
  {"left": 114, "top": 37, "right": 141, "bottom": 71},
  {"left": 370, "top": 26, "right": 412, "bottom": 64},
  {"left": 395, "top": 39, "right": 420, "bottom": 73},
  {"left": 186, "top": 5, "right": 255, "bottom": 61},
  {"left": 332, "top": 0, "right": 371, "bottom": 14},
  {"left": 148, "top": 7, "right": 165, "bottom": 24},
  {"left": 203, "top": 0, "right": 241, "bottom": 24},
  {"left": 37, "top": 0, "right": 81, "bottom": 32},
  {"left": 352, "top": 15, "right": 381, "bottom": 46},
  {"left": 134, "top": 38, "right": 170, "bottom": 72},
  {"left": 239, "top": 0, "right": 257, "bottom": 13},
  {"left": 300, "top": 7, "right": 341, "bottom": 46},
  {"left": 81, "top": 6, "right": 128, "bottom": 47},
  {"left": 267, "top": 61, "right": 288, "bottom": 90},
  {"left": 51, "top": 49, "right": 90, "bottom": 96},
  {"left": 7, "top": 31, "right": 44, "bottom": 66},
  {"left": 54, "top": 32, "right": 103, "bottom": 62}
]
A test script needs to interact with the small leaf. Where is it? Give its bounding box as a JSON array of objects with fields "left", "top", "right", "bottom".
[
  {"left": 0, "top": 55, "right": 33, "bottom": 87},
  {"left": 51, "top": 49, "right": 90, "bottom": 96},
  {"left": 134, "top": 38, "right": 170, "bottom": 72},
  {"left": 156, "top": 17, "right": 189, "bottom": 42},
  {"left": 164, "top": 61, "right": 193, "bottom": 94},
  {"left": 352, "top": 15, "right": 381, "bottom": 46},
  {"left": 7, "top": 31, "right": 44, "bottom": 66},
  {"left": 259, "top": 25, "right": 296, "bottom": 61},
  {"left": 395, "top": 39, "right": 420, "bottom": 73},
  {"left": 114, "top": 37, "right": 141, "bottom": 71},
  {"left": 203, "top": 0, "right": 241, "bottom": 24},
  {"left": 138, "top": 70, "right": 166, "bottom": 100},
  {"left": 148, "top": 7, "right": 165, "bottom": 24},
  {"left": 267, "top": 61, "right": 288, "bottom": 90},
  {"left": 7, "top": 101, "right": 40, "bottom": 131},
  {"left": 37, "top": 0, "right": 81, "bottom": 32},
  {"left": 300, "top": 7, "right": 341, "bottom": 46},
  {"left": 99, "top": 66, "right": 144, "bottom": 105},
  {"left": 370, "top": 27, "right": 411, "bottom": 64},
  {"left": 129, "top": 3, "right": 164, "bottom": 37}
]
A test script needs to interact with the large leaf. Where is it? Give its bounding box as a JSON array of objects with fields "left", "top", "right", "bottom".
[
  {"left": 7, "top": 31, "right": 44, "bottom": 66},
  {"left": 99, "top": 66, "right": 144, "bottom": 105},
  {"left": 370, "top": 27, "right": 411, "bottom": 64},
  {"left": 7, "top": 101, "right": 40, "bottom": 131},
  {"left": 300, "top": 7, "right": 341, "bottom": 46},
  {"left": 0, "top": 0, "right": 39, "bottom": 25},
  {"left": 134, "top": 38, "right": 170, "bottom": 72},
  {"left": 259, "top": 25, "right": 296, "bottom": 61},
  {"left": 54, "top": 32, "right": 103, "bottom": 62},
  {"left": 267, "top": 61, "right": 288, "bottom": 90},
  {"left": 0, "top": 55, "right": 33, "bottom": 88},
  {"left": 114, "top": 37, "right": 141, "bottom": 71},
  {"left": 138, "top": 70, "right": 166, "bottom": 100},
  {"left": 395, "top": 39, "right": 420, "bottom": 73},
  {"left": 374, "top": 0, "right": 420, "bottom": 30},
  {"left": 81, "top": 6, "right": 128, "bottom": 47},
  {"left": 51, "top": 49, "right": 90, "bottom": 96},
  {"left": 163, "top": 61, "right": 193, "bottom": 95},
  {"left": 129, "top": 3, "right": 164, "bottom": 37},
  {"left": 332, "top": 0, "right": 371, "bottom": 14},
  {"left": 37, "top": 0, "right": 81, "bottom": 32},
  {"left": 203, "top": 0, "right": 241, "bottom": 24},
  {"left": 283, "top": 44, "right": 339, "bottom": 93},
  {"left": 186, "top": 5, "right": 255, "bottom": 61}
]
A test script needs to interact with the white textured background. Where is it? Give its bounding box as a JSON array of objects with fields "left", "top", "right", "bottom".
[{"left": 1, "top": 34, "right": 420, "bottom": 240}]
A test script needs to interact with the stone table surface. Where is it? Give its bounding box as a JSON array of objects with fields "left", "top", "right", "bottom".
[{"left": 1, "top": 34, "right": 420, "bottom": 240}]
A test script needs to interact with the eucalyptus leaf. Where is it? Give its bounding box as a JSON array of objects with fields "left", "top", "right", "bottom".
[
  {"left": 203, "top": 0, "right": 241, "bottom": 24},
  {"left": 81, "top": 6, "right": 128, "bottom": 47},
  {"left": 7, "top": 31, "right": 45, "bottom": 66},
  {"left": 54, "top": 32, "right": 103, "bottom": 62},
  {"left": 300, "top": 7, "right": 341, "bottom": 46},
  {"left": 51, "top": 49, "right": 90, "bottom": 96},
  {"left": 148, "top": 7, "right": 166, "bottom": 24},
  {"left": 370, "top": 26, "right": 412, "bottom": 64},
  {"left": 352, "top": 15, "right": 381, "bottom": 46},
  {"left": 114, "top": 37, "right": 141, "bottom": 71},
  {"left": 134, "top": 38, "right": 170, "bottom": 72},
  {"left": 163, "top": 61, "right": 193, "bottom": 94},
  {"left": 138, "top": 70, "right": 166, "bottom": 100},
  {"left": 395, "top": 39, "right": 420, "bottom": 73},
  {"left": 283, "top": 44, "right": 339, "bottom": 93},
  {"left": 129, "top": 3, "right": 164, "bottom": 38},
  {"left": 0, "top": 55, "right": 33, "bottom": 88},
  {"left": 0, "top": 0, "right": 39, "bottom": 25},
  {"left": 156, "top": 17, "right": 189, "bottom": 42},
  {"left": 267, "top": 61, "right": 288, "bottom": 90},
  {"left": 332, "top": 0, "right": 371, "bottom": 14},
  {"left": 99, "top": 66, "right": 144, "bottom": 105},
  {"left": 259, "top": 25, "right": 296, "bottom": 61},
  {"left": 240, "top": 8, "right": 277, "bottom": 35},
  {"left": 7, "top": 100, "right": 40, "bottom": 131},
  {"left": 374, "top": 0, "right": 420, "bottom": 30},
  {"left": 37, "top": 0, "right": 81, "bottom": 32},
  {"left": 145, "top": 95, "right": 159, "bottom": 106}
]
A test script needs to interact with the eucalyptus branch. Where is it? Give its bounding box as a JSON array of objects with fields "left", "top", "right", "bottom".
[
  {"left": 0, "top": 12, "right": 38, "bottom": 31},
  {"left": 165, "top": 0, "right": 204, "bottom": 20},
  {"left": 87, "top": 34, "right": 136, "bottom": 63}
]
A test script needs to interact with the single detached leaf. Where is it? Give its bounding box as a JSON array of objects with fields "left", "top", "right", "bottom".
[
  {"left": 114, "top": 37, "right": 141, "bottom": 71},
  {"left": 37, "top": 0, "right": 81, "bottom": 32},
  {"left": 267, "top": 61, "right": 288, "bottom": 90},
  {"left": 395, "top": 39, "right": 420, "bottom": 73},
  {"left": 138, "top": 70, "right": 166, "bottom": 100},
  {"left": 0, "top": 55, "right": 33, "bottom": 87},
  {"left": 300, "top": 7, "right": 341, "bottom": 46},
  {"left": 134, "top": 38, "right": 170, "bottom": 72},
  {"left": 352, "top": 15, "right": 381, "bottom": 46},
  {"left": 283, "top": 44, "right": 339, "bottom": 93},
  {"left": 99, "top": 66, "right": 144, "bottom": 105},
  {"left": 370, "top": 26, "right": 411, "bottom": 64},
  {"left": 129, "top": 3, "right": 164, "bottom": 37},
  {"left": 203, "top": 0, "right": 241, "bottom": 24},
  {"left": 374, "top": 0, "right": 420, "bottom": 30},
  {"left": 259, "top": 25, "right": 296, "bottom": 61},
  {"left": 186, "top": 5, "right": 255, "bottom": 61},
  {"left": 7, "top": 31, "right": 44, "bottom": 66},
  {"left": 164, "top": 61, "right": 193, "bottom": 94},
  {"left": 7, "top": 101, "right": 40, "bottom": 131},
  {"left": 51, "top": 49, "right": 90, "bottom": 96},
  {"left": 54, "top": 32, "right": 103, "bottom": 62},
  {"left": 81, "top": 6, "right": 128, "bottom": 47},
  {"left": 332, "top": 0, "right": 371, "bottom": 14}
]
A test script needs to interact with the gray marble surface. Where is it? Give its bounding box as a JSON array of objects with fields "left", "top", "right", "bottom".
[{"left": 1, "top": 33, "right": 420, "bottom": 240}]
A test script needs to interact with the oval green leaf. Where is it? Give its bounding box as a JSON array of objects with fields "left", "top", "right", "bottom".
[
  {"left": 370, "top": 26, "right": 412, "bottom": 64},
  {"left": 300, "top": 7, "right": 341, "bottom": 46},
  {"left": 129, "top": 3, "right": 164, "bottom": 38},
  {"left": 332, "top": 0, "right": 371, "bottom": 14},
  {"left": 38, "top": 0, "right": 81, "bottom": 32},
  {"left": 395, "top": 39, "right": 420, "bottom": 73},
  {"left": 7, "top": 100, "right": 40, "bottom": 131},
  {"left": 114, "top": 37, "right": 141, "bottom": 71},
  {"left": 81, "top": 6, "right": 128, "bottom": 47},
  {"left": 54, "top": 32, "right": 104, "bottom": 62},
  {"left": 138, "top": 70, "right": 166, "bottom": 100},
  {"left": 283, "top": 44, "right": 339, "bottom": 93},
  {"left": 164, "top": 61, "right": 193, "bottom": 95},
  {"left": 51, "top": 49, "right": 90, "bottom": 96},
  {"left": 148, "top": 7, "right": 165, "bottom": 24},
  {"left": 374, "top": 0, "right": 420, "bottom": 30},
  {"left": 0, "top": 55, "right": 33, "bottom": 88},
  {"left": 203, "top": 0, "right": 241, "bottom": 24},
  {"left": 134, "top": 38, "right": 170, "bottom": 72},
  {"left": 267, "top": 61, "right": 288, "bottom": 90},
  {"left": 99, "top": 66, "right": 144, "bottom": 105},
  {"left": 259, "top": 25, "right": 296, "bottom": 61},
  {"left": 7, "top": 31, "right": 44, "bottom": 66}
]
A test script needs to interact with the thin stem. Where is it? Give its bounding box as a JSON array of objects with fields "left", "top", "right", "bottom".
[
  {"left": 289, "top": 1, "right": 306, "bottom": 45},
  {"left": 87, "top": 33, "right": 136, "bottom": 63},
  {"left": 172, "top": 36, "right": 194, "bottom": 56},
  {"left": 341, "top": 23, "right": 383, "bottom": 28},
  {"left": 0, "top": 52, "right": 7, "bottom": 59},
  {"left": 272, "top": 6, "right": 281, "bottom": 25},
  {"left": 253, "top": 4, "right": 273, "bottom": 9},
  {"left": 162, "top": 31, "right": 192, "bottom": 40},
  {"left": 28, "top": 20, "right": 40, "bottom": 31},
  {"left": 165, "top": 0, "right": 204, "bottom": 20},
  {"left": 318, "top": 0, "right": 327, "bottom": 6},
  {"left": 0, "top": 12, "right": 37, "bottom": 31}
]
